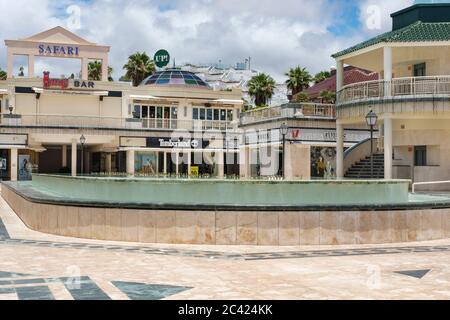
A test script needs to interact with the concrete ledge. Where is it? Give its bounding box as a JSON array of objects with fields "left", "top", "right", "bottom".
[{"left": 3, "top": 184, "right": 450, "bottom": 246}]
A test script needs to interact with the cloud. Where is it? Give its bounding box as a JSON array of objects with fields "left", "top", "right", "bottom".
[{"left": 0, "top": 0, "right": 417, "bottom": 81}]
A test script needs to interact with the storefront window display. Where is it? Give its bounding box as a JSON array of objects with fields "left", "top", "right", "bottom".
[
  {"left": 311, "top": 147, "right": 337, "bottom": 179},
  {"left": 135, "top": 152, "right": 158, "bottom": 175}
]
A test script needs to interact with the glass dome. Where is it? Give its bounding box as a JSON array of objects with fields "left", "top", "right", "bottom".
[{"left": 140, "top": 69, "right": 211, "bottom": 89}]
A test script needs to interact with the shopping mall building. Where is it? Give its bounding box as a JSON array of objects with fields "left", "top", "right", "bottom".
[
  {"left": 0, "top": 27, "right": 243, "bottom": 181},
  {"left": 334, "top": 2, "right": 450, "bottom": 189}
]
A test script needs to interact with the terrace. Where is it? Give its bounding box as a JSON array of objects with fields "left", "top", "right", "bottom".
[{"left": 239, "top": 103, "right": 335, "bottom": 126}]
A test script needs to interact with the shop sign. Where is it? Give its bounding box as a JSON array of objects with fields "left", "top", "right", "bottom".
[
  {"left": 146, "top": 137, "right": 209, "bottom": 149},
  {"left": 190, "top": 166, "right": 199, "bottom": 177},
  {"left": 154, "top": 49, "right": 170, "bottom": 68},
  {"left": 43, "top": 72, "right": 69, "bottom": 89},
  {"left": 291, "top": 128, "right": 371, "bottom": 143},
  {"left": 0, "top": 134, "right": 28, "bottom": 146},
  {"left": 38, "top": 44, "right": 79, "bottom": 56},
  {"left": 73, "top": 80, "right": 95, "bottom": 89}
]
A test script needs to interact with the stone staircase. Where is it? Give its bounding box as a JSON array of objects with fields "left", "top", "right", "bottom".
[{"left": 345, "top": 153, "right": 385, "bottom": 179}]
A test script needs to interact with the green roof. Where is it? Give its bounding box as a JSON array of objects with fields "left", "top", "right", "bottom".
[{"left": 332, "top": 21, "right": 450, "bottom": 58}]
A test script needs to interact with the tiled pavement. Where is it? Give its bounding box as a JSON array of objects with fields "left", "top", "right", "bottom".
[{"left": 1, "top": 193, "right": 450, "bottom": 300}]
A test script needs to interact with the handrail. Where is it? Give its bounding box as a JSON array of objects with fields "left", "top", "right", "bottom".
[
  {"left": 240, "top": 103, "right": 335, "bottom": 125},
  {"left": 344, "top": 138, "right": 371, "bottom": 158},
  {"left": 338, "top": 75, "right": 450, "bottom": 104},
  {"left": 412, "top": 180, "right": 450, "bottom": 193},
  {"left": 0, "top": 113, "right": 236, "bottom": 131}
]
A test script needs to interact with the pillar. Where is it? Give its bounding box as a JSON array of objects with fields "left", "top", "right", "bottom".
[
  {"left": 6, "top": 51, "right": 13, "bottom": 79},
  {"left": 81, "top": 58, "right": 89, "bottom": 81},
  {"left": 383, "top": 46, "right": 392, "bottom": 97},
  {"left": 28, "top": 55, "right": 35, "bottom": 78},
  {"left": 239, "top": 146, "right": 249, "bottom": 178},
  {"left": 62, "top": 145, "right": 67, "bottom": 167},
  {"left": 163, "top": 152, "right": 167, "bottom": 174},
  {"left": 10, "top": 148, "right": 18, "bottom": 182},
  {"left": 336, "top": 123, "right": 344, "bottom": 179},
  {"left": 384, "top": 116, "right": 393, "bottom": 180},
  {"left": 71, "top": 140, "right": 77, "bottom": 177},
  {"left": 218, "top": 151, "right": 225, "bottom": 178},
  {"left": 105, "top": 153, "right": 112, "bottom": 174},
  {"left": 101, "top": 57, "right": 109, "bottom": 82},
  {"left": 126, "top": 150, "right": 135, "bottom": 176},
  {"left": 336, "top": 60, "right": 344, "bottom": 92}
]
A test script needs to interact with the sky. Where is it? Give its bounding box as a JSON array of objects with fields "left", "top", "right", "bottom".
[{"left": 0, "top": 0, "right": 417, "bottom": 82}]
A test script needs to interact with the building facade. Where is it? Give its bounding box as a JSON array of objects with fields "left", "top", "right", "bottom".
[
  {"left": 0, "top": 27, "right": 243, "bottom": 181},
  {"left": 334, "top": 3, "right": 450, "bottom": 189}
]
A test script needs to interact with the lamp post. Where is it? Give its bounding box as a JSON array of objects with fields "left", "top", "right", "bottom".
[
  {"left": 80, "top": 135, "right": 86, "bottom": 176},
  {"left": 365, "top": 110, "right": 378, "bottom": 179},
  {"left": 280, "top": 123, "right": 289, "bottom": 180}
]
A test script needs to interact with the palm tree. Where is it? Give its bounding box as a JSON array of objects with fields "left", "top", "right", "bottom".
[
  {"left": 88, "top": 61, "right": 102, "bottom": 81},
  {"left": 88, "top": 61, "right": 114, "bottom": 81},
  {"left": 313, "top": 71, "right": 331, "bottom": 84},
  {"left": 285, "top": 66, "right": 312, "bottom": 97},
  {"left": 123, "top": 52, "right": 156, "bottom": 86},
  {"left": 0, "top": 68, "right": 6, "bottom": 80},
  {"left": 247, "top": 73, "right": 276, "bottom": 107},
  {"left": 319, "top": 90, "right": 336, "bottom": 104},
  {"left": 293, "top": 92, "right": 310, "bottom": 103}
]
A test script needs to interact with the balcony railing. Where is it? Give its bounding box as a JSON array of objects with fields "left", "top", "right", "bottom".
[
  {"left": 240, "top": 103, "right": 335, "bottom": 125},
  {"left": 337, "top": 76, "right": 450, "bottom": 104},
  {"left": 0, "top": 114, "right": 237, "bottom": 131}
]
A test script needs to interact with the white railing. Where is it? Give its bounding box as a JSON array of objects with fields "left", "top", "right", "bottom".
[
  {"left": 338, "top": 75, "right": 450, "bottom": 104},
  {"left": 240, "top": 103, "right": 335, "bottom": 125},
  {"left": 412, "top": 180, "right": 450, "bottom": 193},
  {"left": 0, "top": 114, "right": 237, "bottom": 131}
]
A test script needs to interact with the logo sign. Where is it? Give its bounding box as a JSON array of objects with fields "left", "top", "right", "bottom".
[
  {"left": 147, "top": 137, "right": 209, "bottom": 149},
  {"left": 73, "top": 80, "right": 95, "bottom": 89},
  {"left": 43, "top": 72, "right": 69, "bottom": 90},
  {"left": 154, "top": 49, "right": 170, "bottom": 68},
  {"left": 38, "top": 44, "right": 79, "bottom": 56}
]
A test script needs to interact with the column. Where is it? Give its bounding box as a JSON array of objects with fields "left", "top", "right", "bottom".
[
  {"left": 10, "top": 148, "right": 18, "bottom": 182},
  {"left": 218, "top": 151, "right": 225, "bottom": 178},
  {"left": 163, "top": 152, "right": 167, "bottom": 174},
  {"left": 81, "top": 58, "right": 89, "bottom": 81},
  {"left": 28, "top": 55, "right": 35, "bottom": 78},
  {"left": 336, "top": 60, "right": 344, "bottom": 92},
  {"left": 126, "top": 150, "right": 135, "bottom": 176},
  {"left": 6, "top": 51, "right": 13, "bottom": 79},
  {"left": 187, "top": 152, "right": 191, "bottom": 177},
  {"left": 239, "top": 146, "right": 249, "bottom": 178},
  {"left": 175, "top": 153, "right": 179, "bottom": 175},
  {"left": 71, "top": 140, "right": 77, "bottom": 177},
  {"left": 384, "top": 116, "right": 393, "bottom": 180},
  {"left": 101, "top": 57, "right": 109, "bottom": 82},
  {"left": 105, "top": 153, "right": 112, "bottom": 174},
  {"left": 336, "top": 123, "right": 344, "bottom": 179},
  {"left": 62, "top": 145, "right": 67, "bottom": 167},
  {"left": 383, "top": 46, "right": 392, "bottom": 97}
]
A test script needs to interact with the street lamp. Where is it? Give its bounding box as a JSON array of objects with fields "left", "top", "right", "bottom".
[
  {"left": 280, "top": 123, "right": 289, "bottom": 179},
  {"left": 365, "top": 110, "right": 378, "bottom": 179},
  {"left": 80, "top": 135, "right": 86, "bottom": 175}
]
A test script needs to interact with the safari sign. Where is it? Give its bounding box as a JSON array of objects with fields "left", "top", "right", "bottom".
[{"left": 154, "top": 49, "right": 170, "bottom": 68}]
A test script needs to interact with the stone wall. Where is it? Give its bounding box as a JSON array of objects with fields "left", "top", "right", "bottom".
[{"left": 2, "top": 186, "right": 450, "bottom": 246}]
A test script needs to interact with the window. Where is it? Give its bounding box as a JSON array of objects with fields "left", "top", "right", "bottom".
[
  {"left": 220, "top": 109, "right": 226, "bottom": 121},
  {"left": 133, "top": 105, "right": 141, "bottom": 119},
  {"left": 227, "top": 110, "right": 233, "bottom": 121},
  {"left": 414, "top": 146, "right": 427, "bottom": 166},
  {"left": 193, "top": 108, "right": 199, "bottom": 120},
  {"left": 214, "top": 109, "right": 220, "bottom": 121},
  {"left": 414, "top": 63, "right": 426, "bottom": 77},
  {"left": 200, "top": 109, "right": 206, "bottom": 120},
  {"left": 142, "top": 105, "right": 148, "bottom": 118},
  {"left": 207, "top": 109, "right": 213, "bottom": 121}
]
